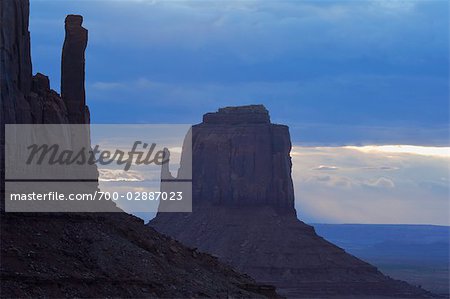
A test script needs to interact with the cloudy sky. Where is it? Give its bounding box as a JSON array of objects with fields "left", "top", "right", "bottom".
[
  {"left": 30, "top": 0, "right": 449, "bottom": 224},
  {"left": 293, "top": 145, "right": 449, "bottom": 225}
]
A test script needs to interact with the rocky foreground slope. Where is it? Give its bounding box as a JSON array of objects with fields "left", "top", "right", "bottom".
[
  {"left": 149, "top": 105, "right": 437, "bottom": 298},
  {"left": 0, "top": 1, "right": 279, "bottom": 297}
]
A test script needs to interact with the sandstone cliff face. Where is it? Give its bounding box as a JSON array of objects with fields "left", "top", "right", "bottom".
[
  {"left": 0, "top": 3, "right": 92, "bottom": 211},
  {"left": 1, "top": 0, "right": 32, "bottom": 126},
  {"left": 1, "top": 0, "right": 70, "bottom": 212},
  {"left": 191, "top": 105, "right": 294, "bottom": 211},
  {"left": 0, "top": 2, "right": 279, "bottom": 298},
  {"left": 150, "top": 106, "right": 436, "bottom": 298},
  {"left": 0, "top": 0, "right": 87, "bottom": 125}
]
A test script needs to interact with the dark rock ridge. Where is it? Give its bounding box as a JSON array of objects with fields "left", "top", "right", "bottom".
[
  {"left": 150, "top": 106, "right": 437, "bottom": 298},
  {"left": 0, "top": 1, "right": 279, "bottom": 298}
]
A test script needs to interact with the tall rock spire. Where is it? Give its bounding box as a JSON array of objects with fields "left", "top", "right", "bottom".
[{"left": 61, "top": 14, "right": 88, "bottom": 124}]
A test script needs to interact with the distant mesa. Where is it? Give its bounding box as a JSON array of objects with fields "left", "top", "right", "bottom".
[{"left": 150, "top": 104, "right": 436, "bottom": 298}]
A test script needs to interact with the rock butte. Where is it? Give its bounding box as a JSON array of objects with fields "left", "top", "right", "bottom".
[
  {"left": 149, "top": 105, "right": 436, "bottom": 298},
  {"left": 195, "top": 105, "right": 295, "bottom": 211},
  {"left": 0, "top": 1, "right": 279, "bottom": 297}
]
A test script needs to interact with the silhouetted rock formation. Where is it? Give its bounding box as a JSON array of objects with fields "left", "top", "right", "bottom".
[
  {"left": 0, "top": 0, "right": 32, "bottom": 124},
  {"left": 1, "top": 0, "right": 68, "bottom": 212},
  {"left": 61, "top": 15, "right": 88, "bottom": 124},
  {"left": 203, "top": 105, "right": 271, "bottom": 124},
  {"left": 150, "top": 106, "right": 437, "bottom": 298},
  {"left": 193, "top": 105, "right": 294, "bottom": 211},
  {"left": 0, "top": 1, "right": 279, "bottom": 297},
  {"left": 0, "top": 3, "right": 73, "bottom": 125}
]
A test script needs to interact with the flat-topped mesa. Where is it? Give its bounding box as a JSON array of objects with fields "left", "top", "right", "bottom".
[
  {"left": 61, "top": 14, "right": 88, "bottom": 124},
  {"left": 151, "top": 105, "right": 435, "bottom": 298},
  {"left": 203, "top": 104, "right": 270, "bottom": 124},
  {"left": 188, "top": 105, "right": 295, "bottom": 212}
]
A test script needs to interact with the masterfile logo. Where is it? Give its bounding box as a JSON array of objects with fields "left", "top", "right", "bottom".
[
  {"left": 25, "top": 141, "right": 169, "bottom": 171},
  {"left": 5, "top": 124, "right": 192, "bottom": 213}
]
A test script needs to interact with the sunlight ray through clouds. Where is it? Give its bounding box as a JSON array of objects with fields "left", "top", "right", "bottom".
[
  {"left": 344, "top": 145, "right": 450, "bottom": 158},
  {"left": 291, "top": 145, "right": 450, "bottom": 225}
]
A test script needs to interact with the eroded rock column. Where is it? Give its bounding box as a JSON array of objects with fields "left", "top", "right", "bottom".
[{"left": 61, "top": 14, "right": 88, "bottom": 124}]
